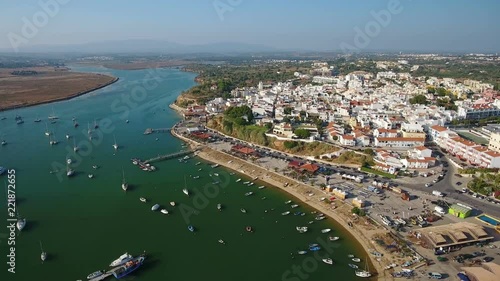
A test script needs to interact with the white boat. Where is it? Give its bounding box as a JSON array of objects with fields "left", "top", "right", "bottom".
[
  {"left": 352, "top": 258, "right": 361, "bottom": 262},
  {"left": 40, "top": 241, "right": 47, "bottom": 262},
  {"left": 291, "top": 204, "right": 299, "bottom": 208},
  {"left": 67, "top": 158, "right": 72, "bottom": 165},
  {"left": 109, "top": 253, "right": 133, "bottom": 267},
  {"left": 66, "top": 165, "right": 74, "bottom": 177},
  {"left": 244, "top": 192, "right": 253, "bottom": 196},
  {"left": 44, "top": 123, "right": 51, "bottom": 136},
  {"left": 195, "top": 162, "right": 201, "bottom": 165},
  {"left": 193, "top": 176, "right": 200, "bottom": 179},
  {"left": 285, "top": 200, "right": 292, "bottom": 204},
  {"left": 218, "top": 239, "right": 225, "bottom": 244},
  {"left": 242, "top": 181, "right": 250, "bottom": 184},
  {"left": 160, "top": 209, "right": 169, "bottom": 215},
  {"left": 282, "top": 211, "right": 290, "bottom": 216},
  {"left": 121, "top": 169, "right": 128, "bottom": 191},
  {"left": 183, "top": 189, "right": 189, "bottom": 196},
  {"left": 296, "top": 226, "right": 308, "bottom": 233},
  {"left": 170, "top": 201, "right": 175, "bottom": 206},
  {"left": 211, "top": 164, "right": 219, "bottom": 168},
  {"left": 348, "top": 254, "right": 354, "bottom": 258},
  {"left": 87, "top": 270, "right": 104, "bottom": 280},
  {"left": 322, "top": 258, "right": 333, "bottom": 265},
  {"left": 240, "top": 208, "right": 247, "bottom": 213},
  {"left": 213, "top": 173, "right": 219, "bottom": 177},
  {"left": 298, "top": 250, "right": 307, "bottom": 255},
  {"left": 329, "top": 236, "right": 340, "bottom": 241},
  {"left": 140, "top": 197, "right": 147, "bottom": 203},
  {"left": 112, "top": 135, "right": 118, "bottom": 150},
  {"left": 66, "top": 134, "right": 70, "bottom": 139},
  {"left": 348, "top": 264, "right": 358, "bottom": 269},
  {"left": 355, "top": 270, "right": 371, "bottom": 278},
  {"left": 236, "top": 178, "right": 241, "bottom": 182},
  {"left": 321, "top": 228, "right": 331, "bottom": 233},
  {"left": 151, "top": 204, "right": 160, "bottom": 211},
  {"left": 248, "top": 182, "right": 254, "bottom": 186},
  {"left": 217, "top": 203, "right": 222, "bottom": 211},
  {"left": 88, "top": 174, "right": 94, "bottom": 179},
  {"left": 258, "top": 186, "right": 265, "bottom": 189},
  {"left": 73, "top": 139, "right": 78, "bottom": 152},
  {"left": 1, "top": 140, "right": 6, "bottom": 146},
  {"left": 16, "top": 218, "right": 26, "bottom": 231}
]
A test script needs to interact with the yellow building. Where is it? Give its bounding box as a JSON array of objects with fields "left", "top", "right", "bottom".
[
  {"left": 488, "top": 132, "right": 500, "bottom": 153},
  {"left": 401, "top": 131, "right": 426, "bottom": 139}
]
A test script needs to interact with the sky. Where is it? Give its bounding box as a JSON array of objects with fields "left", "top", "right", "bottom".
[{"left": 0, "top": 0, "right": 498, "bottom": 53}]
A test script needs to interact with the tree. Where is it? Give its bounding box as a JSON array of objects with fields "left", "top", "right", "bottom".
[
  {"left": 409, "top": 94, "right": 428, "bottom": 105},
  {"left": 294, "top": 129, "right": 311, "bottom": 139},
  {"left": 224, "top": 105, "right": 254, "bottom": 122},
  {"left": 283, "top": 107, "right": 293, "bottom": 115},
  {"left": 332, "top": 135, "right": 339, "bottom": 141},
  {"left": 283, "top": 141, "right": 298, "bottom": 149},
  {"left": 364, "top": 148, "right": 375, "bottom": 156}
]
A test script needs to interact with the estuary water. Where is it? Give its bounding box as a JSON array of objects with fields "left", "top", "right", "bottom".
[{"left": 0, "top": 65, "right": 368, "bottom": 281}]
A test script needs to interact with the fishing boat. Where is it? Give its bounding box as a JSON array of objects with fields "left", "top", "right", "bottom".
[
  {"left": 285, "top": 200, "right": 292, "bottom": 204},
  {"left": 170, "top": 201, "right": 176, "bottom": 206},
  {"left": 188, "top": 225, "right": 195, "bottom": 232},
  {"left": 244, "top": 192, "right": 253, "bottom": 196},
  {"left": 151, "top": 204, "right": 160, "bottom": 211},
  {"left": 121, "top": 169, "right": 128, "bottom": 191},
  {"left": 297, "top": 250, "right": 307, "bottom": 255},
  {"left": 140, "top": 197, "right": 147, "bottom": 203},
  {"left": 329, "top": 236, "right": 340, "bottom": 241},
  {"left": 296, "top": 226, "right": 308, "bottom": 233},
  {"left": 322, "top": 258, "right": 334, "bottom": 265},
  {"left": 245, "top": 226, "right": 253, "bottom": 232},
  {"left": 218, "top": 239, "right": 225, "bottom": 244},
  {"left": 87, "top": 270, "right": 105, "bottom": 280},
  {"left": 112, "top": 255, "right": 146, "bottom": 279},
  {"left": 240, "top": 208, "right": 247, "bottom": 213},
  {"left": 236, "top": 178, "right": 241, "bottom": 182},
  {"left": 352, "top": 258, "right": 361, "bottom": 262},
  {"left": 160, "top": 209, "right": 169, "bottom": 215},
  {"left": 321, "top": 228, "right": 331, "bottom": 233},
  {"left": 281, "top": 211, "right": 290, "bottom": 216},
  {"left": 217, "top": 203, "right": 222, "bottom": 211},
  {"left": 258, "top": 186, "right": 265, "bottom": 189},
  {"left": 40, "top": 241, "right": 47, "bottom": 262},
  {"left": 291, "top": 204, "right": 299, "bottom": 208}
]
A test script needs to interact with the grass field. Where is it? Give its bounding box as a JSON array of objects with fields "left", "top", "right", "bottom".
[{"left": 456, "top": 131, "right": 489, "bottom": 145}]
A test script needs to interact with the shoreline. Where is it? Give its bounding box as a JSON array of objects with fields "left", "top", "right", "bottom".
[
  {"left": 0, "top": 75, "right": 119, "bottom": 112},
  {"left": 171, "top": 127, "right": 392, "bottom": 281}
]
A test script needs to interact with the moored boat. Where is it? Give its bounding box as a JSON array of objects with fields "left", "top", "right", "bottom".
[
  {"left": 17, "top": 218, "right": 26, "bottom": 231},
  {"left": 170, "top": 201, "right": 176, "bottom": 206},
  {"left": 245, "top": 226, "right": 253, "bottom": 232},
  {"left": 352, "top": 258, "right": 361, "bottom": 262},
  {"left": 355, "top": 270, "right": 371, "bottom": 278},
  {"left": 291, "top": 204, "right": 299, "bottom": 208},
  {"left": 151, "top": 204, "right": 160, "bottom": 211},
  {"left": 160, "top": 209, "right": 169, "bottom": 215},
  {"left": 183, "top": 188, "right": 189, "bottom": 196},
  {"left": 217, "top": 203, "right": 222, "bottom": 211},
  {"left": 281, "top": 211, "right": 290, "bottom": 216},
  {"left": 322, "top": 258, "right": 334, "bottom": 265},
  {"left": 87, "top": 270, "right": 105, "bottom": 280},
  {"left": 297, "top": 250, "right": 307, "bottom": 255},
  {"left": 329, "top": 236, "right": 340, "bottom": 241},
  {"left": 110, "top": 253, "right": 133, "bottom": 267},
  {"left": 112, "top": 255, "right": 146, "bottom": 279},
  {"left": 140, "top": 197, "right": 147, "bottom": 203},
  {"left": 348, "top": 264, "right": 358, "bottom": 269},
  {"left": 258, "top": 185, "right": 265, "bottom": 189},
  {"left": 236, "top": 178, "right": 241, "bottom": 182},
  {"left": 321, "top": 228, "right": 331, "bottom": 233},
  {"left": 285, "top": 200, "right": 292, "bottom": 204},
  {"left": 296, "top": 226, "right": 308, "bottom": 233},
  {"left": 244, "top": 192, "right": 253, "bottom": 196},
  {"left": 188, "top": 225, "right": 195, "bottom": 232},
  {"left": 240, "top": 208, "right": 247, "bottom": 213}
]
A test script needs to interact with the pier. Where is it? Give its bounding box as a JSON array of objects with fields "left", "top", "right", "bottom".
[
  {"left": 88, "top": 271, "right": 113, "bottom": 281},
  {"left": 144, "top": 128, "right": 171, "bottom": 135},
  {"left": 144, "top": 149, "right": 198, "bottom": 164}
]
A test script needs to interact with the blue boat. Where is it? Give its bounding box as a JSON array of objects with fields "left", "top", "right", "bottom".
[
  {"left": 188, "top": 225, "right": 195, "bottom": 232},
  {"left": 294, "top": 211, "right": 304, "bottom": 216},
  {"left": 112, "top": 255, "right": 145, "bottom": 279},
  {"left": 0, "top": 167, "right": 6, "bottom": 175},
  {"left": 309, "top": 246, "right": 321, "bottom": 251}
]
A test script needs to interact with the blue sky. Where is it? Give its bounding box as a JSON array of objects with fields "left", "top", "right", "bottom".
[{"left": 0, "top": 0, "right": 498, "bottom": 52}]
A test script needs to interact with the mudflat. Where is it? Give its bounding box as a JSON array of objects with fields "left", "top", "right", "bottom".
[{"left": 0, "top": 67, "right": 117, "bottom": 111}]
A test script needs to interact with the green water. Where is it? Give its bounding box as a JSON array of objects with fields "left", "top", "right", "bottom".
[{"left": 0, "top": 66, "right": 367, "bottom": 281}]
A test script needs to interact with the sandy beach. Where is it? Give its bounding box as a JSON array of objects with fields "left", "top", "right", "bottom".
[{"left": 172, "top": 128, "right": 395, "bottom": 280}]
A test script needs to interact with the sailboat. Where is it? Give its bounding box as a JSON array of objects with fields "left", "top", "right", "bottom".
[
  {"left": 16, "top": 210, "right": 26, "bottom": 231},
  {"left": 34, "top": 116, "right": 41, "bottom": 122},
  {"left": 73, "top": 139, "right": 79, "bottom": 152},
  {"left": 44, "top": 123, "right": 51, "bottom": 136},
  {"left": 66, "top": 164, "right": 74, "bottom": 177},
  {"left": 73, "top": 119, "right": 79, "bottom": 128},
  {"left": 182, "top": 176, "right": 189, "bottom": 196},
  {"left": 40, "top": 241, "right": 47, "bottom": 262},
  {"left": 48, "top": 107, "right": 58, "bottom": 120},
  {"left": 355, "top": 257, "right": 371, "bottom": 278},
  {"left": 49, "top": 135, "right": 58, "bottom": 146},
  {"left": 65, "top": 134, "right": 70, "bottom": 139},
  {"left": 94, "top": 119, "right": 99, "bottom": 129},
  {"left": 113, "top": 135, "right": 119, "bottom": 150},
  {"left": 121, "top": 169, "right": 128, "bottom": 191}
]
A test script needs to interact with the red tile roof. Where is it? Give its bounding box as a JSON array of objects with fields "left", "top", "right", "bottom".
[
  {"left": 430, "top": 125, "right": 448, "bottom": 132},
  {"left": 299, "top": 163, "right": 319, "bottom": 173}
]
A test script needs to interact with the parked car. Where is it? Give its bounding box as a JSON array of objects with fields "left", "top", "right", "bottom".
[
  {"left": 456, "top": 182, "right": 462, "bottom": 185},
  {"left": 482, "top": 256, "right": 494, "bottom": 262}
]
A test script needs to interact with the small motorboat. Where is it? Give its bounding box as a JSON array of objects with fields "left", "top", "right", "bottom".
[
  {"left": 309, "top": 243, "right": 318, "bottom": 247},
  {"left": 291, "top": 204, "right": 299, "bottom": 208},
  {"left": 352, "top": 258, "right": 361, "bottom": 262},
  {"left": 193, "top": 176, "right": 200, "bottom": 179},
  {"left": 315, "top": 215, "right": 326, "bottom": 221},
  {"left": 322, "top": 258, "right": 333, "bottom": 265},
  {"left": 87, "top": 270, "right": 105, "bottom": 280},
  {"left": 348, "top": 264, "right": 359, "bottom": 269},
  {"left": 297, "top": 250, "right": 307, "bottom": 255},
  {"left": 242, "top": 181, "right": 250, "bottom": 185},
  {"left": 218, "top": 239, "right": 225, "bottom": 244},
  {"left": 329, "top": 236, "right": 340, "bottom": 241},
  {"left": 198, "top": 168, "right": 202, "bottom": 171},
  {"left": 355, "top": 270, "right": 371, "bottom": 278},
  {"left": 151, "top": 204, "right": 160, "bottom": 211},
  {"left": 183, "top": 189, "right": 189, "bottom": 196},
  {"left": 92, "top": 165, "right": 99, "bottom": 169},
  {"left": 285, "top": 200, "right": 292, "bottom": 204},
  {"left": 88, "top": 174, "right": 94, "bottom": 179},
  {"left": 213, "top": 173, "right": 219, "bottom": 177},
  {"left": 217, "top": 203, "right": 222, "bottom": 211},
  {"left": 348, "top": 254, "right": 354, "bottom": 258},
  {"left": 160, "top": 209, "right": 169, "bottom": 215},
  {"left": 140, "top": 197, "right": 147, "bottom": 203},
  {"left": 236, "top": 178, "right": 241, "bottom": 182},
  {"left": 240, "top": 208, "right": 247, "bottom": 213},
  {"left": 258, "top": 185, "right": 265, "bottom": 189},
  {"left": 296, "top": 226, "right": 308, "bottom": 233},
  {"left": 247, "top": 182, "right": 254, "bottom": 186},
  {"left": 67, "top": 158, "right": 72, "bottom": 164},
  {"left": 309, "top": 246, "right": 321, "bottom": 251},
  {"left": 229, "top": 172, "right": 235, "bottom": 175},
  {"left": 281, "top": 211, "right": 290, "bottom": 216},
  {"left": 188, "top": 225, "right": 195, "bottom": 232},
  {"left": 170, "top": 201, "right": 176, "bottom": 206},
  {"left": 195, "top": 162, "right": 201, "bottom": 165},
  {"left": 244, "top": 192, "right": 253, "bottom": 196},
  {"left": 245, "top": 226, "right": 253, "bottom": 232},
  {"left": 321, "top": 229, "right": 331, "bottom": 233}
]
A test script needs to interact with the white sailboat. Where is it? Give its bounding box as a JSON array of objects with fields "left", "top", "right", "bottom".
[
  {"left": 355, "top": 257, "right": 371, "bottom": 278},
  {"left": 66, "top": 164, "right": 74, "bottom": 177},
  {"left": 40, "top": 241, "right": 47, "bottom": 262},
  {"left": 48, "top": 107, "right": 58, "bottom": 120},
  {"left": 49, "top": 135, "right": 58, "bottom": 146},
  {"left": 121, "top": 169, "right": 128, "bottom": 191},
  {"left": 73, "top": 139, "right": 79, "bottom": 152},
  {"left": 44, "top": 123, "right": 51, "bottom": 136},
  {"left": 182, "top": 176, "right": 189, "bottom": 196},
  {"left": 1, "top": 139, "right": 6, "bottom": 146},
  {"left": 112, "top": 135, "right": 119, "bottom": 150}
]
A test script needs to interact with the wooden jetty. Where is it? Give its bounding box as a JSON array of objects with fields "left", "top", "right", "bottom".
[
  {"left": 87, "top": 271, "right": 113, "bottom": 281},
  {"left": 144, "top": 128, "right": 171, "bottom": 135},
  {"left": 144, "top": 149, "right": 197, "bottom": 164}
]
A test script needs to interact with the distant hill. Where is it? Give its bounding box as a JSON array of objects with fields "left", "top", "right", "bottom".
[{"left": 5, "top": 40, "right": 278, "bottom": 54}]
